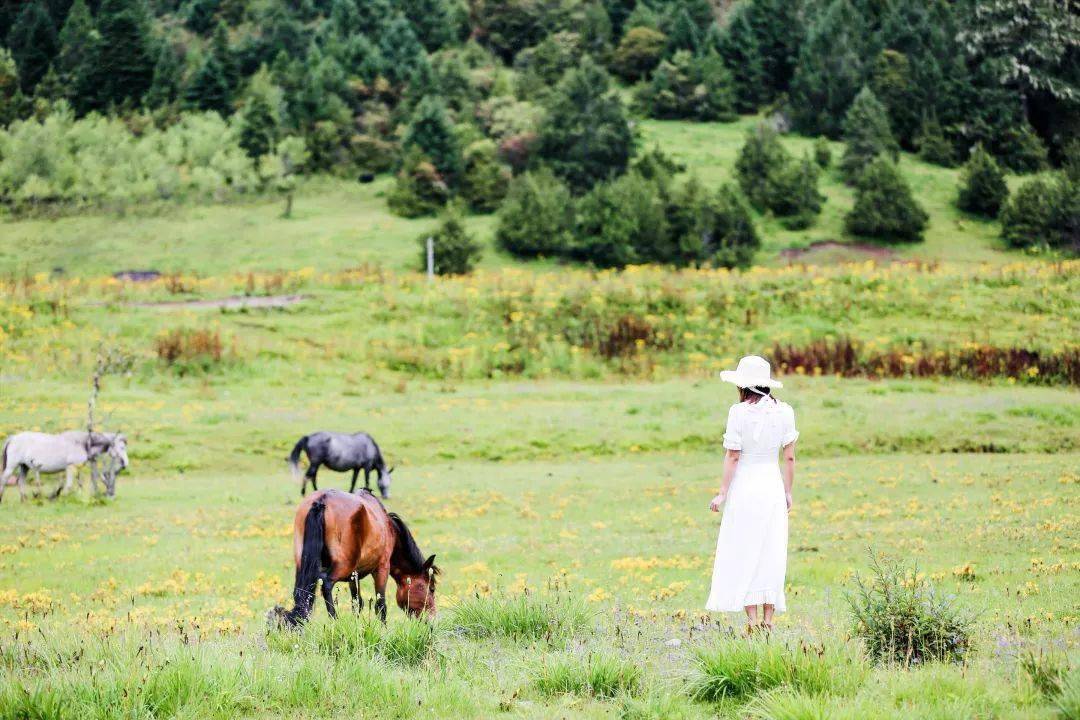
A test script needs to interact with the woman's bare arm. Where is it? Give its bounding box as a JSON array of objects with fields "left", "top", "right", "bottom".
[
  {"left": 710, "top": 449, "right": 740, "bottom": 512},
  {"left": 782, "top": 442, "right": 796, "bottom": 509}
]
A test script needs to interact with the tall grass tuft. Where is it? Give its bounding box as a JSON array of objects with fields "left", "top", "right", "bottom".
[
  {"left": 532, "top": 651, "right": 643, "bottom": 699},
  {"left": 846, "top": 551, "right": 973, "bottom": 665},
  {"left": 268, "top": 612, "right": 436, "bottom": 666},
  {"left": 747, "top": 688, "right": 830, "bottom": 720},
  {"left": 449, "top": 590, "right": 592, "bottom": 642},
  {"left": 1056, "top": 665, "right": 1080, "bottom": 720},
  {"left": 686, "top": 635, "right": 868, "bottom": 703}
]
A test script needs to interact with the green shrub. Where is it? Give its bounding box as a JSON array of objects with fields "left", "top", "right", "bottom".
[
  {"left": 813, "top": 136, "right": 831, "bottom": 168},
  {"left": 735, "top": 122, "right": 789, "bottom": 209},
  {"left": 635, "top": 50, "right": 736, "bottom": 122},
  {"left": 1000, "top": 174, "right": 1079, "bottom": 253},
  {"left": 418, "top": 205, "right": 482, "bottom": 275},
  {"left": 495, "top": 168, "right": 575, "bottom": 258},
  {"left": 997, "top": 123, "right": 1048, "bottom": 173},
  {"left": 572, "top": 170, "right": 667, "bottom": 268},
  {"left": 402, "top": 95, "right": 462, "bottom": 184},
  {"left": 611, "top": 26, "right": 667, "bottom": 81},
  {"left": 703, "top": 184, "right": 761, "bottom": 269},
  {"left": 770, "top": 155, "right": 826, "bottom": 230},
  {"left": 915, "top": 116, "right": 955, "bottom": 167},
  {"left": 448, "top": 591, "right": 591, "bottom": 641},
  {"left": 533, "top": 651, "right": 642, "bottom": 698},
  {"left": 846, "top": 552, "right": 973, "bottom": 665},
  {"left": 840, "top": 86, "right": 899, "bottom": 183},
  {"left": 536, "top": 57, "right": 634, "bottom": 193},
  {"left": 387, "top": 147, "right": 450, "bottom": 218},
  {"left": 957, "top": 145, "right": 1008, "bottom": 217},
  {"left": 459, "top": 139, "right": 511, "bottom": 213},
  {"left": 844, "top": 158, "right": 928, "bottom": 243}
]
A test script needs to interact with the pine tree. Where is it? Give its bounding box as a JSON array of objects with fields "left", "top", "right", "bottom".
[
  {"left": 0, "top": 48, "right": 23, "bottom": 125},
  {"left": 665, "top": 7, "right": 701, "bottom": 55},
  {"left": 239, "top": 76, "right": 281, "bottom": 159},
  {"left": 716, "top": 5, "right": 766, "bottom": 113},
  {"left": 210, "top": 20, "right": 238, "bottom": 94},
  {"left": 84, "top": 0, "right": 155, "bottom": 110},
  {"left": 840, "top": 86, "right": 898, "bottom": 183},
  {"left": 379, "top": 14, "right": 426, "bottom": 86},
  {"left": 735, "top": 123, "right": 790, "bottom": 209},
  {"left": 400, "top": 0, "right": 453, "bottom": 51},
  {"left": 56, "top": 0, "right": 95, "bottom": 92},
  {"left": 868, "top": 50, "right": 919, "bottom": 150},
  {"left": 957, "top": 145, "right": 1008, "bottom": 217},
  {"left": 789, "top": 0, "right": 875, "bottom": 137},
  {"left": 144, "top": 42, "right": 182, "bottom": 107},
  {"left": 417, "top": 204, "right": 482, "bottom": 275},
  {"left": 536, "top": 57, "right": 634, "bottom": 193},
  {"left": 7, "top": 0, "right": 59, "bottom": 92},
  {"left": 496, "top": 168, "right": 575, "bottom": 258},
  {"left": 744, "top": 0, "right": 804, "bottom": 98},
  {"left": 182, "top": 0, "right": 219, "bottom": 34},
  {"left": 184, "top": 52, "right": 230, "bottom": 113},
  {"left": 845, "top": 158, "right": 928, "bottom": 242},
  {"left": 705, "top": 184, "right": 760, "bottom": 269},
  {"left": 402, "top": 95, "right": 462, "bottom": 184}
]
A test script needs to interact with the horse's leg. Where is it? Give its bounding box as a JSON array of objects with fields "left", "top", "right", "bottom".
[
  {"left": 349, "top": 468, "right": 360, "bottom": 494},
  {"left": 51, "top": 467, "right": 71, "bottom": 500},
  {"left": 320, "top": 574, "right": 337, "bottom": 619},
  {"left": 31, "top": 468, "right": 42, "bottom": 499},
  {"left": 364, "top": 468, "right": 371, "bottom": 492},
  {"left": 88, "top": 458, "right": 100, "bottom": 496},
  {"left": 16, "top": 467, "right": 27, "bottom": 502},
  {"left": 373, "top": 566, "right": 389, "bottom": 623},
  {"left": 349, "top": 573, "right": 363, "bottom": 614},
  {"left": 306, "top": 463, "right": 321, "bottom": 493}
]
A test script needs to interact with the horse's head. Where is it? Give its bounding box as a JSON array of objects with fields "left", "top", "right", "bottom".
[
  {"left": 392, "top": 554, "right": 438, "bottom": 618},
  {"left": 108, "top": 434, "right": 129, "bottom": 471},
  {"left": 378, "top": 466, "right": 394, "bottom": 499},
  {"left": 266, "top": 605, "right": 301, "bottom": 629}
]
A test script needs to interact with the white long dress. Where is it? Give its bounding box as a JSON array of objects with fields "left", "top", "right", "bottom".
[{"left": 706, "top": 397, "right": 799, "bottom": 613}]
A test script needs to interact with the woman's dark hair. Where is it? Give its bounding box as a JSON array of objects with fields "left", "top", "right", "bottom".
[{"left": 739, "top": 386, "right": 772, "bottom": 403}]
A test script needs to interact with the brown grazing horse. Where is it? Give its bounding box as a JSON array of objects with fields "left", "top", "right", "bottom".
[{"left": 270, "top": 489, "right": 438, "bottom": 626}]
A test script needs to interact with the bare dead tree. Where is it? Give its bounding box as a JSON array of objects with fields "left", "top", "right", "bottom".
[{"left": 85, "top": 345, "right": 133, "bottom": 497}]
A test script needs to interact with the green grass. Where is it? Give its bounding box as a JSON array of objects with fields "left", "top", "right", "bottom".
[{"left": 0, "top": 117, "right": 1048, "bottom": 278}]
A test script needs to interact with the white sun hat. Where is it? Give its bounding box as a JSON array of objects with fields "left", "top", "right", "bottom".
[{"left": 719, "top": 355, "right": 783, "bottom": 389}]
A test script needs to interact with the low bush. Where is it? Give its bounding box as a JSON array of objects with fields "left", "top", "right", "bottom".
[
  {"left": 495, "top": 168, "right": 575, "bottom": 258},
  {"left": 957, "top": 145, "right": 1008, "bottom": 217},
  {"left": 387, "top": 148, "right": 451, "bottom": 218},
  {"left": 915, "top": 116, "right": 956, "bottom": 167},
  {"left": 846, "top": 551, "right": 973, "bottom": 665},
  {"left": 1000, "top": 174, "right": 1079, "bottom": 253},
  {"left": 532, "top": 651, "right": 642, "bottom": 698},
  {"left": 610, "top": 26, "right": 667, "bottom": 82},
  {"left": 417, "top": 205, "right": 482, "bottom": 275},
  {"left": 459, "top": 140, "right": 511, "bottom": 214},
  {"left": 448, "top": 591, "right": 591, "bottom": 642},
  {"left": 154, "top": 328, "right": 229, "bottom": 374},
  {"left": 845, "top": 158, "right": 928, "bottom": 243},
  {"left": 735, "top": 124, "right": 825, "bottom": 227}
]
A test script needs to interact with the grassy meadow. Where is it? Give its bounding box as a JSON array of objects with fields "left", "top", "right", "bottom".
[
  {"left": 0, "top": 117, "right": 1045, "bottom": 277},
  {"left": 1, "top": 119, "right": 1078, "bottom": 718}
]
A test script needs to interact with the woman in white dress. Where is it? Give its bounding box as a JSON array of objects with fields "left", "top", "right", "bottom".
[{"left": 706, "top": 355, "right": 798, "bottom": 631}]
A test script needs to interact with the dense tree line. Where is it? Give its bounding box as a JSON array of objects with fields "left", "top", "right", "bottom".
[{"left": 0, "top": 0, "right": 1077, "bottom": 260}]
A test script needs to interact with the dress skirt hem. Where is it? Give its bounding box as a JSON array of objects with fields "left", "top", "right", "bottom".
[{"left": 705, "top": 589, "right": 786, "bottom": 613}]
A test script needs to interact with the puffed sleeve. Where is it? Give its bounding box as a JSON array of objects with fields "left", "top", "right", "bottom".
[
  {"left": 782, "top": 404, "right": 800, "bottom": 446},
  {"left": 722, "top": 404, "right": 742, "bottom": 451}
]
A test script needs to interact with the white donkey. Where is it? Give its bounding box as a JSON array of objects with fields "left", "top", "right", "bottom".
[{"left": 0, "top": 431, "right": 129, "bottom": 502}]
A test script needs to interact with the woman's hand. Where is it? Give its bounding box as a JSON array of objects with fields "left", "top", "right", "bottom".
[
  {"left": 709, "top": 492, "right": 726, "bottom": 512},
  {"left": 785, "top": 492, "right": 793, "bottom": 511}
]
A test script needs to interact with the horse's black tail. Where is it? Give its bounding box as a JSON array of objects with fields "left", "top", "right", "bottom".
[
  {"left": 287, "top": 498, "right": 326, "bottom": 624},
  {"left": 288, "top": 435, "right": 308, "bottom": 482}
]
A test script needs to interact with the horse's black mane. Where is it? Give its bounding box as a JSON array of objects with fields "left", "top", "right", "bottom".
[{"left": 388, "top": 512, "right": 439, "bottom": 583}]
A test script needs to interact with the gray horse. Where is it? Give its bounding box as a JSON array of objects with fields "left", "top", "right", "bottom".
[
  {"left": 1, "top": 431, "right": 129, "bottom": 502},
  {"left": 288, "top": 431, "right": 394, "bottom": 498}
]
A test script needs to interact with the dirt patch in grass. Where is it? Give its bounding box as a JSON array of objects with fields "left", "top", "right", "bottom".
[{"left": 129, "top": 294, "right": 307, "bottom": 310}]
